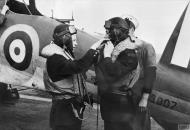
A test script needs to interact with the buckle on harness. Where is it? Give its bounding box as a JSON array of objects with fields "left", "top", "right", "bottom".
[
  {"left": 118, "top": 85, "right": 133, "bottom": 97},
  {"left": 126, "top": 88, "right": 133, "bottom": 97}
]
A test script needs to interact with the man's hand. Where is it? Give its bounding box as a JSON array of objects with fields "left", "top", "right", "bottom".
[
  {"left": 90, "top": 39, "right": 109, "bottom": 50},
  {"left": 104, "top": 41, "right": 114, "bottom": 58},
  {"left": 138, "top": 93, "right": 149, "bottom": 112}
]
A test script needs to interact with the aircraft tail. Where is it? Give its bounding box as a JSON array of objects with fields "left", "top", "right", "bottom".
[{"left": 159, "top": 2, "right": 190, "bottom": 69}]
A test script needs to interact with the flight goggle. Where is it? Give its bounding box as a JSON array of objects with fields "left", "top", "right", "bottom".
[
  {"left": 104, "top": 20, "right": 113, "bottom": 30},
  {"left": 104, "top": 20, "right": 128, "bottom": 30},
  {"left": 56, "top": 26, "right": 77, "bottom": 37}
]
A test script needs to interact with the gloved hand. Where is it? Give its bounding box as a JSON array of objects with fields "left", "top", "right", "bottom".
[
  {"left": 138, "top": 93, "right": 149, "bottom": 112},
  {"left": 90, "top": 39, "right": 109, "bottom": 50},
  {"left": 104, "top": 41, "right": 114, "bottom": 58}
]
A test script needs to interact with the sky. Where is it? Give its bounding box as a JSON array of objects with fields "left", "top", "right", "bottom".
[{"left": 32, "top": 0, "right": 189, "bottom": 54}]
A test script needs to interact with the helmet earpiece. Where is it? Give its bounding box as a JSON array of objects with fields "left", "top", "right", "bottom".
[{"left": 121, "top": 14, "right": 139, "bottom": 30}]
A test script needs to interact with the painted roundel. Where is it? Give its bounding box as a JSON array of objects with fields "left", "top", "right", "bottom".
[
  {"left": 0, "top": 24, "right": 39, "bottom": 71},
  {"left": 4, "top": 31, "right": 32, "bottom": 70}
]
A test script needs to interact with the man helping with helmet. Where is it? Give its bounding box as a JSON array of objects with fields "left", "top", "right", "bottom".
[
  {"left": 122, "top": 14, "right": 139, "bottom": 37},
  {"left": 94, "top": 17, "right": 156, "bottom": 130},
  {"left": 41, "top": 24, "right": 114, "bottom": 130}
]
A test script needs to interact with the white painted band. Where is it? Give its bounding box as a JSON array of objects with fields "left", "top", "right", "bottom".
[{"left": 9, "top": 39, "right": 26, "bottom": 63}]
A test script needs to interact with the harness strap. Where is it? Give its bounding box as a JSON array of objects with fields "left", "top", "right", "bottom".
[{"left": 43, "top": 42, "right": 92, "bottom": 120}]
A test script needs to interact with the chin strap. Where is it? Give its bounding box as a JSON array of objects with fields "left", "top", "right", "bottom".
[
  {"left": 113, "top": 29, "right": 134, "bottom": 45},
  {"left": 128, "top": 35, "right": 135, "bottom": 43}
]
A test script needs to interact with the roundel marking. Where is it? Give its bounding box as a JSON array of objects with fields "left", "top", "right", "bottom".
[
  {"left": 0, "top": 24, "right": 39, "bottom": 71},
  {"left": 9, "top": 39, "right": 25, "bottom": 62},
  {"left": 9, "top": 39, "right": 25, "bottom": 63},
  {"left": 4, "top": 31, "right": 32, "bottom": 70}
]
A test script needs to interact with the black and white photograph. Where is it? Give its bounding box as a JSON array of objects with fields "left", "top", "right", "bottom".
[{"left": 0, "top": 0, "right": 189, "bottom": 130}]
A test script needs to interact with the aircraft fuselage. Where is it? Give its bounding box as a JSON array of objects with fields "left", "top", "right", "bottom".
[{"left": 149, "top": 63, "right": 190, "bottom": 123}]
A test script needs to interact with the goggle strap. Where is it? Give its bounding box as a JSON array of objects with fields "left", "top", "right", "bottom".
[
  {"left": 56, "top": 30, "right": 69, "bottom": 37},
  {"left": 104, "top": 21, "right": 128, "bottom": 30},
  {"left": 56, "top": 30, "right": 77, "bottom": 38}
]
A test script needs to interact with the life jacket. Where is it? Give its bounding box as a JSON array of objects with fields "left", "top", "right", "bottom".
[
  {"left": 42, "top": 42, "right": 87, "bottom": 99},
  {"left": 96, "top": 37, "right": 143, "bottom": 97}
]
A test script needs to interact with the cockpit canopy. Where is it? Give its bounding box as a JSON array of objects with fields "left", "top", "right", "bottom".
[{"left": 6, "top": 0, "right": 42, "bottom": 15}]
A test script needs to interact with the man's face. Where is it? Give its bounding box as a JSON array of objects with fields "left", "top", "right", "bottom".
[
  {"left": 105, "top": 28, "right": 114, "bottom": 39},
  {"left": 61, "top": 34, "right": 78, "bottom": 52},
  {"left": 105, "top": 28, "right": 118, "bottom": 46}
]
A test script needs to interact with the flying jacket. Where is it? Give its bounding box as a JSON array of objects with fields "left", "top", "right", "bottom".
[
  {"left": 41, "top": 43, "right": 97, "bottom": 126},
  {"left": 42, "top": 43, "right": 97, "bottom": 99},
  {"left": 95, "top": 37, "right": 156, "bottom": 122}
]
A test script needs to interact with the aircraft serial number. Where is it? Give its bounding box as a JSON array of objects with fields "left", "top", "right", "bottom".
[{"left": 149, "top": 94, "right": 177, "bottom": 109}]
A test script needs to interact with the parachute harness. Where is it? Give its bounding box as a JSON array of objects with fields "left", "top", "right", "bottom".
[{"left": 64, "top": 50, "right": 93, "bottom": 121}]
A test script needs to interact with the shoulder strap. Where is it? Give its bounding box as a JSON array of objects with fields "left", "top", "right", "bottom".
[
  {"left": 63, "top": 50, "right": 74, "bottom": 60},
  {"left": 127, "top": 49, "right": 142, "bottom": 89},
  {"left": 127, "top": 63, "right": 141, "bottom": 89}
]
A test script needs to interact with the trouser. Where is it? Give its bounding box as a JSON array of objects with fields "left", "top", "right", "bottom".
[
  {"left": 104, "top": 121, "right": 133, "bottom": 130},
  {"left": 132, "top": 110, "right": 151, "bottom": 130},
  {"left": 52, "top": 124, "right": 81, "bottom": 130},
  {"left": 50, "top": 97, "right": 85, "bottom": 130},
  {"left": 104, "top": 110, "right": 150, "bottom": 130}
]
